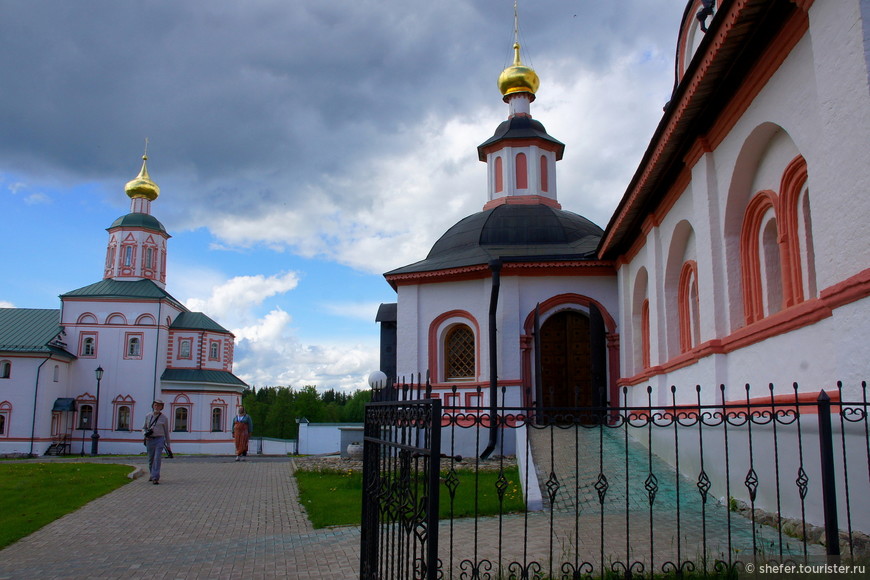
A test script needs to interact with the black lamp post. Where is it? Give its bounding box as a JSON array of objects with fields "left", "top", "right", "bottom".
[{"left": 90, "top": 366, "right": 104, "bottom": 456}]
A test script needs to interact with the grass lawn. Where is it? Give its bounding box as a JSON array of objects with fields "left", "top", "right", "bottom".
[
  {"left": 295, "top": 467, "right": 525, "bottom": 529},
  {"left": 0, "top": 463, "right": 132, "bottom": 549}
]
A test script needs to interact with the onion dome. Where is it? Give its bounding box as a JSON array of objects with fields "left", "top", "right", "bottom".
[
  {"left": 125, "top": 155, "right": 160, "bottom": 201},
  {"left": 108, "top": 212, "right": 167, "bottom": 234},
  {"left": 497, "top": 42, "right": 540, "bottom": 101}
]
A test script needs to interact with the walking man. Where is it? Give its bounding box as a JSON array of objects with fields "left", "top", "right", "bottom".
[{"left": 143, "top": 400, "right": 171, "bottom": 484}]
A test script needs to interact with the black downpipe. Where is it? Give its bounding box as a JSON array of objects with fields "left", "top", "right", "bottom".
[
  {"left": 480, "top": 259, "right": 501, "bottom": 459},
  {"left": 534, "top": 304, "right": 543, "bottom": 422},
  {"left": 29, "top": 357, "right": 51, "bottom": 457}
]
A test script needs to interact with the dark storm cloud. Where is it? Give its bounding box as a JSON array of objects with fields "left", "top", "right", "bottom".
[{"left": 1, "top": 1, "right": 685, "bottom": 226}]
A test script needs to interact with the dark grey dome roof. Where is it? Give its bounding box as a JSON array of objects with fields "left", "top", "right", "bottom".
[
  {"left": 387, "top": 203, "right": 603, "bottom": 275},
  {"left": 477, "top": 116, "right": 565, "bottom": 161},
  {"left": 108, "top": 212, "right": 167, "bottom": 234}
]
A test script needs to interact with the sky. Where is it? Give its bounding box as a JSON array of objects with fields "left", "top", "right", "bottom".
[{"left": 0, "top": 0, "right": 688, "bottom": 392}]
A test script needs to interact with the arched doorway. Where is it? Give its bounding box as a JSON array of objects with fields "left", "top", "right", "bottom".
[{"left": 539, "top": 310, "right": 593, "bottom": 409}]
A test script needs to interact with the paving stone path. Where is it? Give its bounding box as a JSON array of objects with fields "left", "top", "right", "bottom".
[
  {"left": 0, "top": 456, "right": 360, "bottom": 580},
  {"left": 0, "top": 445, "right": 825, "bottom": 579}
]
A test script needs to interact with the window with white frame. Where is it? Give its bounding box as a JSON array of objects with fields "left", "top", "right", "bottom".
[
  {"left": 81, "top": 336, "right": 96, "bottom": 357},
  {"left": 212, "top": 407, "right": 223, "bottom": 432},
  {"left": 174, "top": 407, "right": 189, "bottom": 432},
  {"left": 209, "top": 340, "right": 220, "bottom": 361},
  {"left": 125, "top": 334, "right": 143, "bottom": 359},
  {"left": 116, "top": 405, "right": 131, "bottom": 431},
  {"left": 78, "top": 404, "right": 93, "bottom": 430},
  {"left": 0, "top": 402, "right": 10, "bottom": 436},
  {"left": 178, "top": 338, "right": 192, "bottom": 359}
]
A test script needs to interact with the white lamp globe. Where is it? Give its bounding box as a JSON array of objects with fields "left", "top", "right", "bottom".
[{"left": 368, "top": 370, "right": 388, "bottom": 391}]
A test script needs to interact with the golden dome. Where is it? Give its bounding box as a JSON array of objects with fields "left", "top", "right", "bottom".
[
  {"left": 125, "top": 155, "right": 160, "bottom": 201},
  {"left": 497, "top": 42, "right": 539, "bottom": 100}
]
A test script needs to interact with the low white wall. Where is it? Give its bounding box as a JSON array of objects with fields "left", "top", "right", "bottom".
[
  {"left": 515, "top": 424, "right": 544, "bottom": 511},
  {"left": 298, "top": 423, "right": 362, "bottom": 455}
]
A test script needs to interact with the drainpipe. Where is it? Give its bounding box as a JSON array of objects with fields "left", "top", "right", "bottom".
[
  {"left": 480, "top": 259, "right": 501, "bottom": 459},
  {"left": 29, "top": 357, "right": 51, "bottom": 457},
  {"left": 152, "top": 300, "right": 163, "bottom": 402}
]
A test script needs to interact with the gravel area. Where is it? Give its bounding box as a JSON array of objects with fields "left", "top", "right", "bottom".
[{"left": 293, "top": 454, "right": 517, "bottom": 473}]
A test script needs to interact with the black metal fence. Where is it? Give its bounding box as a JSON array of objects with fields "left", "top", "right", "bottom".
[
  {"left": 361, "top": 397, "right": 442, "bottom": 579},
  {"left": 361, "top": 379, "right": 870, "bottom": 579}
]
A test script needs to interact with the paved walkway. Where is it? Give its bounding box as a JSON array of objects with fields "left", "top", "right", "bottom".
[
  {"left": 0, "top": 449, "right": 827, "bottom": 579},
  {"left": 0, "top": 456, "right": 360, "bottom": 580}
]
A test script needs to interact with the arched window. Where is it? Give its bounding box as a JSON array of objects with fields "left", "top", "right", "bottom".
[
  {"left": 779, "top": 156, "right": 815, "bottom": 305},
  {"left": 116, "top": 406, "right": 131, "bottom": 431},
  {"left": 0, "top": 361, "right": 10, "bottom": 379},
  {"left": 174, "top": 407, "right": 189, "bottom": 432},
  {"left": 515, "top": 152, "right": 528, "bottom": 189},
  {"left": 123, "top": 245, "right": 133, "bottom": 267},
  {"left": 641, "top": 300, "right": 651, "bottom": 369},
  {"left": 78, "top": 404, "right": 93, "bottom": 430},
  {"left": 212, "top": 408, "right": 223, "bottom": 432},
  {"left": 179, "top": 339, "right": 192, "bottom": 359},
  {"left": 678, "top": 261, "right": 701, "bottom": 352},
  {"left": 127, "top": 335, "right": 142, "bottom": 358},
  {"left": 53, "top": 365, "right": 59, "bottom": 382},
  {"left": 494, "top": 156, "right": 504, "bottom": 193},
  {"left": 444, "top": 325, "right": 475, "bottom": 380},
  {"left": 209, "top": 341, "right": 220, "bottom": 360},
  {"left": 761, "top": 217, "right": 783, "bottom": 316},
  {"left": 540, "top": 155, "right": 548, "bottom": 192},
  {"left": 631, "top": 269, "right": 650, "bottom": 374},
  {"left": 0, "top": 402, "right": 10, "bottom": 436},
  {"left": 82, "top": 336, "right": 96, "bottom": 357},
  {"left": 797, "top": 189, "right": 817, "bottom": 299},
  {"left": 740, "top": 191, "right": 779, "bottom": 325}
]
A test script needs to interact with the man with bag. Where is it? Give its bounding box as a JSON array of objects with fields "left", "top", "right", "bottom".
[{"left": 143, "top": 400, "right": 171, "bottom": 485}]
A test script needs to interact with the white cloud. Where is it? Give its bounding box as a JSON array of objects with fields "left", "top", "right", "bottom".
[
  {"left": 232, "top": 309, "right": 379, "bottom": 391},
  {"left": 183, "top": 271, "right": 300, "bottom": 324},
  {"left": 181, "top": 275, "right": 378, "bottom": 392},
  {"left": 0, "top": 301, "right": 15, "bottom": 308},
  {"left": 320, "top": 301, "right": 385, "bottom": 322}
]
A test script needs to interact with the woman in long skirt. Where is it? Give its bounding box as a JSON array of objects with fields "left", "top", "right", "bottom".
[{"left": 232, "top": 407, "right": 253, "bottom": 461}]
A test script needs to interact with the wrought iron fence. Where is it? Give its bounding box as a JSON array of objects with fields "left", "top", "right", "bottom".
[
  {"left": 361, "top": 379, "right": 869, "bottom": 579},
  {"left": 361, "top": 397, "right": 442, "bottom": 580}
]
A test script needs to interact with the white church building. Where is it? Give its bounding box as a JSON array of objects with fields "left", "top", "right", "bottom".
[
  {"left": 0, "top": 156, "right": 247, "bottom": 456},
  {"left": 378, "top": 0, "right": 870, "bottom": 416}
]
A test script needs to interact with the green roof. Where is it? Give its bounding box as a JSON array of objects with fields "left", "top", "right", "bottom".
[
  {"left": 171, "top": 312, "right": 230, "bottom": 333},
  {"left": 62, "top": 279, "right": 186, "bottom": 310},
  {"left": 108, "top": 212, "right": 168, "bottom": 235},
  {"left": 0, "top": 308, "right": 74, "bottom": 357},
  {"left": 161, "top": 368, "right": 247, "bottom": 387}
]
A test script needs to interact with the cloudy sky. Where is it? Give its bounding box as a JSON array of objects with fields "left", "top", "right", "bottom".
[{"left": 1, "top": 0, "right": 687, "bottom": 391}]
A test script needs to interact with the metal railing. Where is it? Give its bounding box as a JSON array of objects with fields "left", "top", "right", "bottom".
[{"left": 361, "top": 379, "right": 869, "bottom": 578}]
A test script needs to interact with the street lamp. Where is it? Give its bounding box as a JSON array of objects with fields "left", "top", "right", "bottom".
[
  {"left": 368, "top": 370, "right": 387, "bottom": 402},
  {"left": 90, "top": 366, "right": 104, "bottom": 456}
]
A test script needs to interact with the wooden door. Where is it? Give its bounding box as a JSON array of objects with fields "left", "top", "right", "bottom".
[{"left": 540, "top": 311, "right": 593, "bottom": 410}]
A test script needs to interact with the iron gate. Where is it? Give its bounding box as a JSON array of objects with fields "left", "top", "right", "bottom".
[{"left": 360, "top": 398, "right": 442, "bottom": 580}]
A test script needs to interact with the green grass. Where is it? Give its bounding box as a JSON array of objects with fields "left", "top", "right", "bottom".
[
  {"left": 0, "top": 463, "right": 132, "bottom": 549},
  {"left": 295, "top": 467, "right": 526, "bottom": 529}
]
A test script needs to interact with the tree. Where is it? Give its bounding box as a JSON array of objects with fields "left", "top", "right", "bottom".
[{"left": 239, "top": 385, "right": 371, "bottom": 439}]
